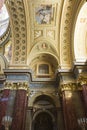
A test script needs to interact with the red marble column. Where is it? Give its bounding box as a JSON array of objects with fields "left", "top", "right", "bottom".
[
  {"left": 62, "top": 91, "right": 78, "bottom": 130},
  {"left": 23, "top": 96, "right": 28, "bottom": 129},
  {"left": 62, "top": 91, "right": 68, "bottom": 130},
  {"left": 82, "top": 84, "right": 87, "bottom": 113},
  {"left": 11, "top": 89, "right": 27, "bottom": 130},
  {"left": 0, "top": 89, "right": 10, "bottom": 129}
]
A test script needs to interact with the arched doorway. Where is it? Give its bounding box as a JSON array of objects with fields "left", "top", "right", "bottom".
[
  {"left": 25, "top": 94, "right": 59, "bottom": 130},
  {"left": 33, "top": 112, "right": 54, "bottom": 130}
]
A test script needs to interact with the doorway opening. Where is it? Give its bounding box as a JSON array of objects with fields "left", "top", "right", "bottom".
[{"left": 34, "top": 112, "right": 54, "bottom": 130}]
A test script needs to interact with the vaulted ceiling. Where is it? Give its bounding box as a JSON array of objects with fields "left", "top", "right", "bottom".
[{"left": 0, "top": 0, "right": 86, "bottom": 73}]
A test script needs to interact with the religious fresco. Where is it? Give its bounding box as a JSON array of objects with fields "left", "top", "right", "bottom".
[
  {"left": 0, "top": 4, "right": 9, "bottom": 37},
  {"left": 35, "top": 5, "right": 54, "bottom": 24}
]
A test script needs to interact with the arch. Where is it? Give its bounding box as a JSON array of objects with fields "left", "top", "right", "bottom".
[
  {"left": 27, "top": 40, "right": 59, "bottom": 66},
  {"left": 32, "top": 111, "right": 55, "bottom": 130},
  {"left": 0, "top": 3, "right": 9, "bottom": 37},
  {"left": 27, "top": 52, "right": 59, "bottom": 69},
  {"left": 0, "top": 3, "right": 9, "bottom": 38},
  {"left": 59, "top": 0, "right": 86, "bottom": 69},
  {"left": 0, "top": 54, "right": 8, "bottom": 74},
  {"left": 27, "top": 42, "right": 59, "bottom": 66},
  {"left": 33, "top": 94, "right": 55, "bottom": 106},
  {"left": 0, "top": 3, "right": 10, "bottom": 45},
  {"left": 33, "top": 110, "right": 55, "bottom": 122},
  {"left": 5, "top": 0, "right": 27, "bottom": 65},
  {"left": 28, "top": 92, "right": 60, "bottom": 107},
  {"left": 28, "top": 53, "right": 59, "bottom": 77}
]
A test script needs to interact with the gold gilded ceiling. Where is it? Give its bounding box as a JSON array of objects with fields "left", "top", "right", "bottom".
[
  {"left": 0, "top": 0, "right": 86, "bottom": 72},
  {"left": 25, "top": 0, "right": 63, "bottom": 70}
]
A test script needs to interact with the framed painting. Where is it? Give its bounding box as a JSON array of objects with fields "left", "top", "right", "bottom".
[{"left": 35, "top": 4, "right": 56, "bottom": 25}]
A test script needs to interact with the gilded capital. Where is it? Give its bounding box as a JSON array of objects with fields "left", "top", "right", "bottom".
[
  {"left": 17, "top": 82, "right": 29, "bottom": 90},
  {"left": 4, "top": 82, "right": 15, "bottom": 90},
  {"left": 78, "top": 76, "right": 87, "bottom": 85},
  {"left": 60, "top": 83, "right": 76, "bottom": 91},
  {"left": 4, "top": 81, "right": 29, "bottom": 91}
]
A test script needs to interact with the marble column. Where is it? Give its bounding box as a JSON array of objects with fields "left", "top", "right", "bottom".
[
  {"left": 82, "top": 84, "right": 87, "bottom": 110},
  {"left": 11, "top": 82, "right": 28, "bottom": 130},
  {"left": 81, "top": 83, "right": 87, "bottom": 113},
  {"left": 0, "top": 82, "right": 11, "bottom": 129},
  {"left": 79, "top": 77, "right": 87, "bottom": 114},
  {"left": 62, "top": 91, "right": 68, "bottom": 130},
  {"left": 25, "top": 107, "right": 33, "bottom": 130},
  {"left": 61, "top": 84, "right": 79, "bottom": 130}
]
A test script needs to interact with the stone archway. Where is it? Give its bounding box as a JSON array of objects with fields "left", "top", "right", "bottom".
[
  {"left": 32, "top": 95, "right": 58, "bottom": 130},
  {"left": 26, "top": 94, "right": 58, "bottom": 130}
]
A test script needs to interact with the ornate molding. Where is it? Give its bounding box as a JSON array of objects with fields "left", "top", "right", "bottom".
[
  {"left": 4, "top": 81, "right": 29, "bottom": 91},
  {"left": 60, "top": 83, "right": 82, "bottom": 91},
  {"left": 60, "top": 0, "right": 74, "bottom": 69},
  {"left": 29, "top": 90, "right": 59, "bottom": 98},
  {"left": 17, "top": 82, "right": 29, "bottom": 90},
  {"left": 28, "top": 90, "right": 60, "bottom": 107},
  {"left": 78, "top": 76, "right": 87, "bottom": 85},
  {"left": 4, "top": 82, "right": 16, "bottom": 90},
  {"left": 60, "top": 0, "right": 82, "bottom": 69},
  {"left": 0, "top": 25, "right": 11, "bottom": 46}
]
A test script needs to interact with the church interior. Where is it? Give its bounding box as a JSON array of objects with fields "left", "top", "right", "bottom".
[{"left": 0, "top": 0, "right": 87, "bottom": 130}]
